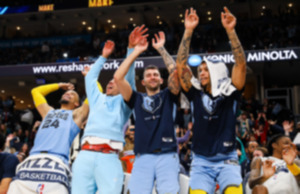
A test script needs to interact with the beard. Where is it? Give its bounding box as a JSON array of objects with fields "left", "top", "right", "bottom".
[
  {"left": 147, "top": 85, "right": 160, "bottom": 92},
  {"left": 59, "top": 99, "right": 69, "bottom": 105}
]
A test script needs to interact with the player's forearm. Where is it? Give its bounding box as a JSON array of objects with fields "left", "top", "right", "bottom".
[
  {"left": 167, "top": 70, "right": 180, "bottom": 95},
  {"left": 176, "top": 29, "right": 193, "bottom": 92},
  {"left": 156, "top": 46, "right": 176, "bottom": 73},
  {"left": 85, "top": 56, "right": 106, "bottom": 98},
  {"left": 86, "top": 56, "right": 106, "bottom": 82},
  {"left": 176, "top": 29, "right": 193, "bottom": 68},
  {"left": 124, "top": 48, "right": 136, "bottom": 91},
  {"left": 249, "top": 175, "right": 269, "bottom": 189},
  {"left": 114, "top": 50, "right": 140, "bottom": 84},
  {"left": 31, "top": 83, "right": 59, "bottom": 107},
  {"left": 227, "top": 29, "right": 246, "bottom": 68}
]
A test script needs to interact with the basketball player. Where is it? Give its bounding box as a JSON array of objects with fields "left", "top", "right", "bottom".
[
  {"left": 248, "top": 134, "right": 300, "bottom": 194},
  {"left": 176, "top": 7, "right": 246, "bottom": 194},
  {"left": 114, "top": 31, "right": 180, "bottom": 193},
  {"left": 71, "top": 26, "right": 148, "bottom": 194},
  {"left": 7, "top": 80, "right": 91, "bottom": 193}
]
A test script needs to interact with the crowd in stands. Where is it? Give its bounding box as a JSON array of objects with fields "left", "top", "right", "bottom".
[{"left": 0, "top": 8, "right": 299, "bottom": 66}]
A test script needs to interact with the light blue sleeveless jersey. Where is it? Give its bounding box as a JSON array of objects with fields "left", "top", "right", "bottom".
[{"left": 30, "top": 109, "right": 80, "bottom": 161}]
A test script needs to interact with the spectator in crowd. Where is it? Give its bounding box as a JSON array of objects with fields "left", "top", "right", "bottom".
[
  {"left": 241, "top": 141, "right": 259, "bottom": 178},
  {"left": 254, "top": 111, "right": 269, "bottom": 146},
  {"left": 0, "top": 133, "right": 19, "bottom": 194},
  {"left": 252, "top": 147, "right": 268, "bottom": 158},
  {"left": 248, "top": 134, "right": 300, "bottom": 194},
  {"left": 177, "top": 7, "right": 246, "bottom": 194},
  {"left": 236, "top": 111, "right": 253, "bottom": 145},
  {"left": 114, "top": 29, "right": 180, "bottom": 194}
]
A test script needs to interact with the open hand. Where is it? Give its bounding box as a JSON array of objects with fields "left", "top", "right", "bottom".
[
  {"left": 262, "top": 159, "right": 276, "bottom": 179},
  {"left": 129, "top": 25, "right": 149, "bottom": 48},
  {"left": 102, "top": 40, "right": 115, "bottom": 58},
  {"left": 135, "top": 37, "right": 149, "bottom": 53},
  {"left": 283, "top": 144, "right": 297, "bottom": 165},
  {"left": 152, "top": 31, "right": 165, "bottom": 50}
]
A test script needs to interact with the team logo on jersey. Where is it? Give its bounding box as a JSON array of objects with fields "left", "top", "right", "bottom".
[
  {"left": 202, "top": 94, "right": 217, "bottom": 114},
  {"left": 36, "top": 183, "right": 45, "bottom": 194},
  {"left": 142, "top": 96, "right": 162, "bottom": 114},
  {"left": 201, "top": 94, "right": 224, "bottom": 115}
]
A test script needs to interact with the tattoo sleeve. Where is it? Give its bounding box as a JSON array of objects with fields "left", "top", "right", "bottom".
[
  {"left": 157, "top": 46, "right": 176, "bottom": 73},
  {"left": 156, "top": 46, "right": 180, "bottom": 95},
  {"left": 248, "top": 157, "right": 268, "bottom": 189},
  {"left": 176, "top": 30, "right": 193, "bottom": 92},
  {"left": 168, "top": 70, "right": 180, "bottom": 95},
  {"left": 228, "top": 30, "right": 246, "bottom": 69}
]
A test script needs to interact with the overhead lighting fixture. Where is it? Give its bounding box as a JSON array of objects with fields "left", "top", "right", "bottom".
[
  {"left": 63, "top": 52, "right": 68, "bottom": 58},
  {"left": 18, "top": 81, "right": 25, "bottom": 86},
  {"left": 28, "top": 104, "right": 32, "bottom": 108},
  {"left": 181, "top": 19, "right": 184, "bottom": 23},
  {"left": 261, "top": 12, "right": 264, "bottom": 16},
  {"left": 107, "top": 19, "right": 111, "bottom": 23},
  {"left": 129, "top": 18, "right": 133, "bottom": 21},
  {"left": 159, "top": 21, "right": 162, "bottom": 25},
  {"left": 16, "top": 26, "right": 21, "bottom": 30},
  {"left": 12, "top": 96, "right": 16, "bottom": 99},
  {"left": 262, "top": 6, "right": 266, "bottom": 9},
  {"left": 179, "top": 14, "right": 183, "bottom": 18},
  {"left": 156, "top": 15, "right": 160, "bottom": 19},
  {"left": 20, "top": 100, "right": 24, "bottom": 104},
  {"left": 133, "top": 23, "right": 136, "bottom": 27},
  {"left": 82, "top": 21, "right": 86, "bottom": 25},
  {"left": 208, "top": 17, "right": 212, "bottom": 21},
  {"left": 87, "top": 26, "right": 92, "bottom": 31},
  {"left": 288, "top": 3, "right": 293, "bottom": 8},
  {"left": 112, "top": 24, "right": 116, "bottom": 29},
  {"left": 207, "top": 11, "right": 211, "bottom": 15},
  {"left": 1, "top": 90, "right": 4, "bottom": 93}
]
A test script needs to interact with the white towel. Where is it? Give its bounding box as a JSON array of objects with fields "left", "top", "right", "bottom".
[{"left": 191, "top": 59, "right": 236, "bottom": 97}]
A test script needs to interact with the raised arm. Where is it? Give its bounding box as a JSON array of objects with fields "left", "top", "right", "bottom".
[
  {"left": 114, "top": 37, "right": 148, "bottom": 101},
  {"left": 85, "top": 40, "right": 114, "bottom": 104},
  {"left": 221, "top": 7, "right": 246, "bottom": 90},
  {"left": 114, "top": 25, "right": 148, "bottom": 101},
  {"left": 152, "top": 31, "right": 179, "bottom": 95},
  {"left": 176, "top": 8, "right": 199, "bottom": 92},
  {"left": 31, "top": 82, "right": 74, "bottom": 118},
  {"left": 125, "top": 25, "right": 148, "bottom": 91},
  {"left": 248, "top": 158, "right": 275, "bottom": 189},
  {"left": 73, "top": 66, "right": 103, "bottom": 128}
]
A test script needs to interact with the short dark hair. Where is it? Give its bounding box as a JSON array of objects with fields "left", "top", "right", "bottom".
[
  {"left": 267, "top": 134, "right": 286, "bottom": 155},
  {"left": 245, "top": 140, "right": 257, "bottom": 149},
  {"left": 143, "top": 65, "right": 160, "bottom": 79},
  {"left": 145, "top": 65, "right": 159, "bottom": 71}
]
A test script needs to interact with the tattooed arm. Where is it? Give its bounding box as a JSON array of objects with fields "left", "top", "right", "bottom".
[
  {"left": 152, "top": 31, "right": 179, "bottom": 95},
  {"left": 176, "top": 8, "right": 199, "bottom": 92},
  {"left": 221, "top": 7, "right": 246, "bottom": 90},
  {"left": 249, "top": 158, "right": 275, "bottom": 189}
]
